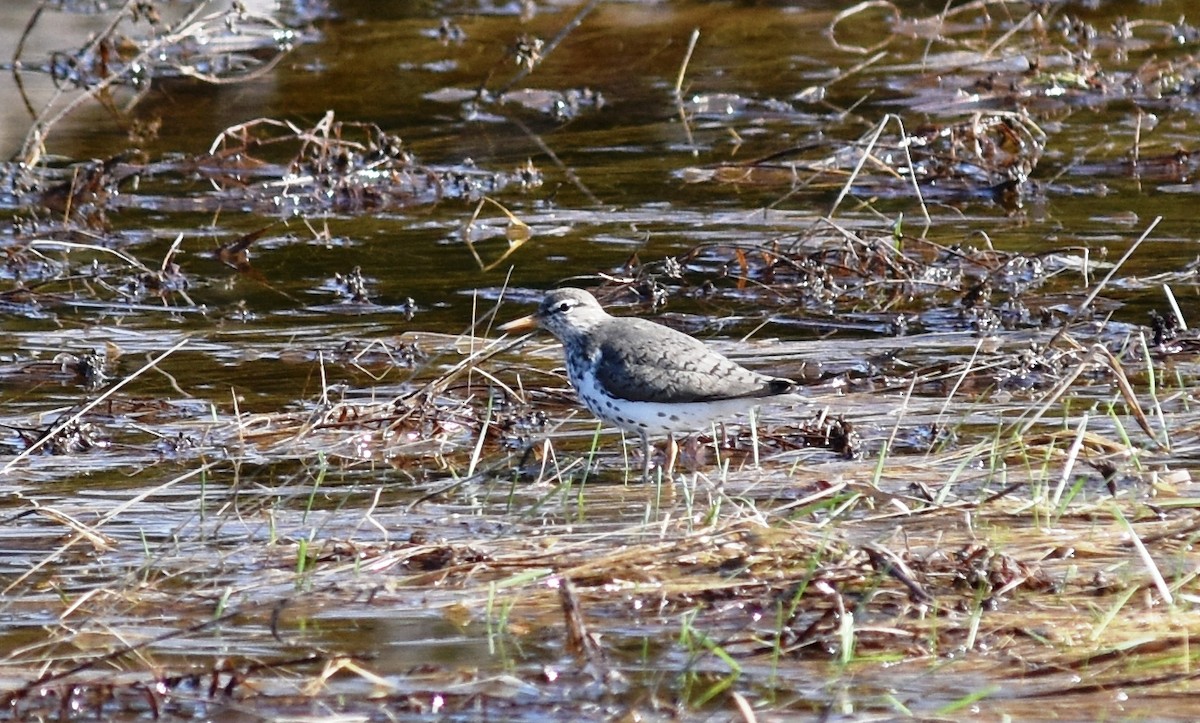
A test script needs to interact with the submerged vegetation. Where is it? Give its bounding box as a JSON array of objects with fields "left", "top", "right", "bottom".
[{"left": 2, "top": 0, "right": 1200, "bottom": 719}]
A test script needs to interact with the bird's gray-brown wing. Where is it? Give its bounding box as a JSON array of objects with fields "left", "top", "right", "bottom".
[{"left": 593, "top": 318, "right": 793, "bottom": 403}]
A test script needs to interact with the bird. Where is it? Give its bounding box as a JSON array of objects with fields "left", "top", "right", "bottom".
[{"left": 500, "top": 287, "right": 796, "bottom": 480}]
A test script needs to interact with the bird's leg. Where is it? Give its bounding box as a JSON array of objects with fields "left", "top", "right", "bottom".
[
  {"left": 640, "top": 430, "right": 651, "bottom": 483},
  {"left": 665, "top": 433, "right": 679, "bottom": 479}
]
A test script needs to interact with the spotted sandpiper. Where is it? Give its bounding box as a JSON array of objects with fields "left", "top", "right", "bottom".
[{"left": 500, "top": 287, "right": 796, "bottom": 480}]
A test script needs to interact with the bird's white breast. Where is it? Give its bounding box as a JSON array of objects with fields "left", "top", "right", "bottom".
[{"left": 570, "top": 365, "right": 757, "bottom": 436}]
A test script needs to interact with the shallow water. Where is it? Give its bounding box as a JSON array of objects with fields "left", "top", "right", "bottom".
[{"left": 3, "top": 0, "right": 1200, "bottom": 719}]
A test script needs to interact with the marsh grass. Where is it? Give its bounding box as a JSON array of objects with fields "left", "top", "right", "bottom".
[{"left": 3, "top": 287, "right": 1200, "bottom": 719}]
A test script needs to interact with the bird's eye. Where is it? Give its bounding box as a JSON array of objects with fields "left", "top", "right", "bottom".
[{"left": 557, "top": 301, "right": 571, "bottom": 313}]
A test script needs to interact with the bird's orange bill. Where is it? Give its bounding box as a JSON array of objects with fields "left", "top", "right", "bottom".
[{"left": 498, "top": 313, "right": 538, "bottom": 333}]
